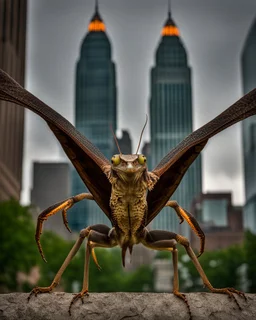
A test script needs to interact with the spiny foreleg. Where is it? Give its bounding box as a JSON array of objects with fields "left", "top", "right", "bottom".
[
  {"left": 165, "top": 200, "right": 205, "bottom": 257},
  {"left": 35, "top": 193, "right": 94, "bottom": 261}
]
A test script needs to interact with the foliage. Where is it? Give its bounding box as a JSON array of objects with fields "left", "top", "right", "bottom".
[
  {"left": 0, "top": 200, "right": 153, "bottom": 293},
  {"left": 244, "top": 231, "right": 256, "bottom": 292},
  {"left": 54, "top": 246, "right": 154, "bottom": 293},
  {"left": 0, "top": 200, "right": 40, "bottom": 291},
  {"left": 179, "top": 234, "right": 256, "bottom": 293},
  {"left": 154, "top": 233, "right": 256, "bottom": 294},
  {"left": 181, "top": 244, "right": 245, "bottom": 292},
  {"left": 37, "top": 230, "right": 73, "bottom": 288}
]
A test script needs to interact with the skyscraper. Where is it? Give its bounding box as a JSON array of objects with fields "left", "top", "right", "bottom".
[
  {"left": 0, "top": 1, "right": 27, "bottom": 201},
  {"left": 149, "top": 7, "right": 202, "bottom": 238},
  {"left": 241, "top": 18, "right": 256, "bottom": 234},
  {"left": 117, "top": 130, "right": 132, "bottom": 155},
  {"left": 31, "top": 162, "right": 71, "bottom": 239},
  {"left": 69, "top": 1, "right": 117, "bottom": 231}
]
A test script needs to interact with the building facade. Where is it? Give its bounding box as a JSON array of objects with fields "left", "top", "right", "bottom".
[
  {"left": 241, "top": 18, "right": 256, "bottom": 234},
  {"left": 191, "top": 192, "right": 244, "bottom": 251},
  {"left": 30, "top": 162, "right": 71, "bottom": 239},
  {"left": 149, "top": 8, "right": 202, "bottom": 238},
  {"left": 117, "top": 130, "right": 132, "bottom": 155},
  {"left": 0, "top": 0, "right": 27, "bottom": 201},
  {"left": 69, "top": 2, "right": 117, "bottom": 231}
]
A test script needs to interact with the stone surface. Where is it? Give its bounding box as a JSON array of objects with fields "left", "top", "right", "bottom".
[{"left": 0, "top": 292, "right": 255, "bottom": 320}]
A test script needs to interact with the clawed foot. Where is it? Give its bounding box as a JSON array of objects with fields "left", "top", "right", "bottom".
[
  {"left": 62, "top": 203, "right": 73, "bottom": 233},
  {"left": 211, "top": 287, "right": 247, "bottom": 310},
  {"left": 174, "top": 291, "right": 192, "bottom": 320},
  {"left": 68, "top": 290, "right": 89, "bottom": 315},
  {"left": 27, "top": 286, "right": 52, "bottom": 301}
]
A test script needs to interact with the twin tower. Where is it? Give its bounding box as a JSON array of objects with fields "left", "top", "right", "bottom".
[{"left": 71, "top": 2, "right": 202, "bottom": 237}]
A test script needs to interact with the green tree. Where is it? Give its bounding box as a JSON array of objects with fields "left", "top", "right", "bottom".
[
  {"left": 0, "top": 200, "right": 154, "bottom": 294},
  {"left": 0, "top": 200, "right": 40, "bottom": 291},
  {"left": 37, "top": 230, "right": 74, "bottom": 288},
  {"left": 63, "top": 247, "right": 154, "bottom": 293},
  {"left": 244, "top": 231, "right": 256, "bottom": 292},
  {"left": 181, "top": 244, "right": 246, "bottom": 292}
]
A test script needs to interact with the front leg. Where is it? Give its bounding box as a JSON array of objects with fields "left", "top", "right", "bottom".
[
  {"left": 35, "top": 193, "right": 94, "bottom": 261},
  {"left": 28, "top": 226, "right": 91, "bottom": 301},
  {"left": 141, "top": 229, "right": 246, "bottom": 320},
  {"left": 69, "top": 225, "right": 118, "bottom": 315},
  {"left": 165, "top": 200, "right": 205, "bottom": 257},
  {"left": 141, "top": 229, "right": 192, "bottom": 319},
  {"left": 28, "top": 224, "right": 117, "bottom": 312}
]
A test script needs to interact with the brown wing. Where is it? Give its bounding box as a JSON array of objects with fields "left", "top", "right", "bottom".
[
  {"left": 146, "top": 88, "right": 256, "bottom": 225},
  {"left": 0, "top": 69, "right": 112, "bottom": 221}
]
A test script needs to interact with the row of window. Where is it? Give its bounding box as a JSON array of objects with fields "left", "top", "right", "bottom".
[{"left": 1, "top": 0, "right": 25, "bottom": 54}]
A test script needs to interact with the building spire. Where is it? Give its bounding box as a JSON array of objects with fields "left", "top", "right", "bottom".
[
  {"left": 88, "top": 0, "right": 106, "bottom": 32},
  {"left": 161, "top": 1, "right": 180, "bottom": 37},
  {"left": 168, "top": 0, "right": 171, "bottom": 19}
]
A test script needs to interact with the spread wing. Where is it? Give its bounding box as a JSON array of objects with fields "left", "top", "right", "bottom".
[
  {"left": 0, "top": 69, "right": 112, "bottom": 221},
  {"left": 146, "top": 88, "right": 256, "bottom": 225}
]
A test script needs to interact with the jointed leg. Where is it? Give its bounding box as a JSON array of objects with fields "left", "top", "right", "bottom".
[
  {"left": 36, "top": 193, "right": 94, "bottom": 261},
  {"left": 69, "top": 225, "right": 117, "bottom": 315},
  {"left": 141, "top": 229, "right": 245, "bottom": 320},
  {"left": 165, "top": 200, "right": 205, "bottom": 257},
  {"left": 172, "top": 232, "right": 245, "bottom": 307},
  {"left": 28, "top": 226, "right": 91, "bottom": 301},
  {"left": 141, "top": 229, "right": 192, "bottom": 318},
  {"left": 172, "top": 248, "right": 192, "bottom": 319},
  {"left": 28, "top": 224, "right": 117, "bottom": 312},
  {"left": 178, "top": 235, "right": 246, "bottom": 306},
  {"left": 68, "top": 237, "right": 91, "bottom": 315}
]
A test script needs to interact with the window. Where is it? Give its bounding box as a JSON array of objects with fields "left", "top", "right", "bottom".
[
  {"left": 250, "top": 123, "right": 256, "bottom": 152},
  {"left": 202, "top": 199, "right": 228, "bottom": 227}
]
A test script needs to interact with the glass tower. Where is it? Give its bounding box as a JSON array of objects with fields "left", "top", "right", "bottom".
[
  {"left": 241, "top": 18, "right": 256, "bottom": 234},
  {"left": 150, "top": 7, "right": 202, "bottom": 238},
  {"left": 69, "top": 1, "right": 117, "bottom": 231}
]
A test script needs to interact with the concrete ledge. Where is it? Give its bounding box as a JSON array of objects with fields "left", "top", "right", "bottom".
[{"left": 0, "top": 292, "right": 255, "bottom": 320}]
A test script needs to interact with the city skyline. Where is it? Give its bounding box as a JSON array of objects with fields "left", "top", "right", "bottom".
[{"left": 23, "top": 0, "right": 256, "bottom": 206}]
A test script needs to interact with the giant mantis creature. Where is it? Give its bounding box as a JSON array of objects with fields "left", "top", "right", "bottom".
[{"left": 0, "top": 68, "right": 255, "bottom": 318}]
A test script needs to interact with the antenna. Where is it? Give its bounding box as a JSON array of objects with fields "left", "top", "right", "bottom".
[
  {"left": 110, "top": 125, "right": 122, "bottom": 155},
  {"left": 136, "top": 115, "right": 148, "bottom": 154},
  {"left": 168, "top": 0, "right": 171, "bottom": 18}
]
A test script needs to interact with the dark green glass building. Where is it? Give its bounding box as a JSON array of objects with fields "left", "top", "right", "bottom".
[
  {"left": 69, "top": 2, "right": 116, "bottom": 231},
  {"left": 241, "top": 18, "right": 256, "bottom": 233},
  {"left": 150, "top": 8, "right": 202, "bottom": 238}
]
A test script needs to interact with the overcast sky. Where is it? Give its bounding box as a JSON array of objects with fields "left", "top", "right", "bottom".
[{"left": 21, "top": 0, "right": 256, "bottom": 205}]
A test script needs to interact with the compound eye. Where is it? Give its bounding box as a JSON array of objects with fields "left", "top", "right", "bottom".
[
  {"left": 111, "top": 155, "right": 121, "bottom": 166},
  {"left": 138, "top": 154, "right": 147, "bottom": 165}
]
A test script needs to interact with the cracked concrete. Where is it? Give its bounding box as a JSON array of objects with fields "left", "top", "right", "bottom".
[{"left": 0, "top": 292, "right": 255, "bottom": 320}]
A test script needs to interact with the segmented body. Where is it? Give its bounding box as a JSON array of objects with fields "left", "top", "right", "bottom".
[{"left": 110, "top": 173, "right": 148, "bottom": 246}]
